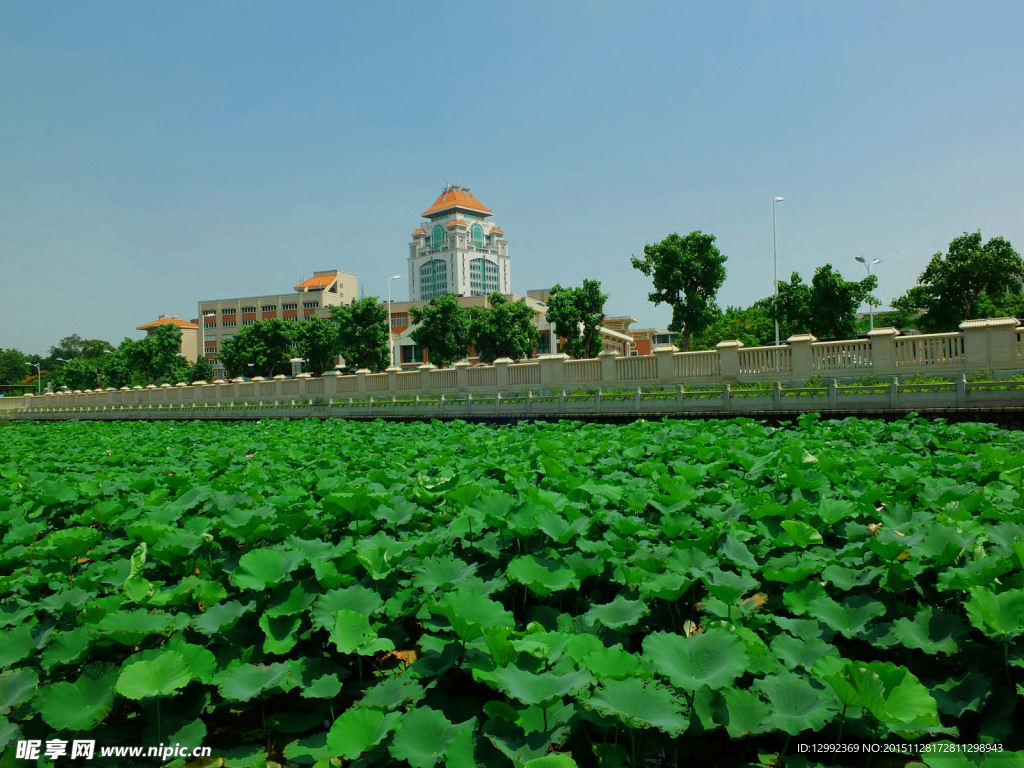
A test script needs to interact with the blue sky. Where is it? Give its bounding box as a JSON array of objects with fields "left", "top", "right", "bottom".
[{"left": 2, "top": 1, "right": 1022, "bottom": 355}]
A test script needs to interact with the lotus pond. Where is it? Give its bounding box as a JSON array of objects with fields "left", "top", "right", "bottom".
[{"left": 1, "top": 417, "right": 1023, "bottom": 768}]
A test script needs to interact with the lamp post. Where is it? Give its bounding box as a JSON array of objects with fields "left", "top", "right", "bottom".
[
  {"left": 772, "top": 196, "right": 785, "bottom": 348},
  {"left": 30, "top": 362, "right": 42, "bottom": 394},
  {"left": 386, "top": 275, "right": 402, "bottom": 368},
  {"left": 855, "top": 255, "right": 881, "bottom": 331}
]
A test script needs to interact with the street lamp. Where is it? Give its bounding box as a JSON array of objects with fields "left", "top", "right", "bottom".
[
  {"left": 30, "top": 362, "right": 42, "bottom": 394},
  {"left": 386, "top": 275, "right": 402, "bottom": 368},
  {"left": 772, "top": 196, "right": 785, "bottom": 348},
  {"left": 855, "top": 255, "right": 881, "bottom": 331}
]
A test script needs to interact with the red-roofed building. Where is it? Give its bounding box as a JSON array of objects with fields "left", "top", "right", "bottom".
[
  {"left": 136, "top": 315, "right": 200, "bottom": 360},
  {"left": 408, "top": 184, "right": 510, "bottom": 301}
]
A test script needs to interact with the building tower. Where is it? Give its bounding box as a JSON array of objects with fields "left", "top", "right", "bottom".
[{"left": 408, "top": 184, "right": 510, "bottom": 301}]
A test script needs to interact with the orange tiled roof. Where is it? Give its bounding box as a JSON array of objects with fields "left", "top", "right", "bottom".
[
  {"left": 446, "top": 219, "right": 468, "bottom": 228},
  {"left": 411, "top": 228, "right": 426, "bottom": 236},
  {"left": 136, "top": 317, "right": 199, "bottom": 330},
  {"left": 422, "top": 185, "right": 493, "bottom": 217},
  {"left": 294, "top": 274, "right": 335, "bottom": 290},
  {"left": 490, "top": 226, "right": 504, "bottom": 234}
]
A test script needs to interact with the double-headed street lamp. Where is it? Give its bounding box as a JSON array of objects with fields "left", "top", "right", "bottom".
[
  {"left": 386, "top": 275, "right": 402, "bottom": 368},
  {"left": 30, "top": 362, "right": 42, "bottom": 394},
  {"left": 772, "top": 196, "right": 785, "bottom": 348},
  {"left": 855, "top": 255, "right": 881, "bottom": 331}
]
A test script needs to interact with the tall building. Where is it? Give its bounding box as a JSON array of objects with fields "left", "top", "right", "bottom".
[{"left": 408, "top": 184, "right": 510, "bottom": 301}]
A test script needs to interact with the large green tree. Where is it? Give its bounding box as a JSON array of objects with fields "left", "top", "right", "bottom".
[
  {"left": 469, "top": 293, "right": 539, "bottom": 362},
  {"left": 190, "top": 356, "right": 215, "bottom": 383},
  {"left": 545, "top": 280, "right": 608, "bottom": 359},
  {"left": 331, "top": 297, "right": 390, "bottom": 371},
  {"left": 892, "top": 231, "right": 1024, "bottom": 332},
  {"left": 690, "top": 304, "right": 775, "bottom": 351},
  {"left": 217, "top": 319, "right": 298, "bottom": 378},
  {"left": 48, "top": 334, "right": 115, "bottom": 361},
  {"left": 631, "top": 231, "right": 728, "bottom": 351},
  {"left": 0, "top": 348, "right": 28, "bottom": 386},
  {"left": 775, "top": 265, "right": 876, "bottom": 340},
  {"left": 296, "top": 316, "right": 341, "bottom": 375},
  {"left": 409, "top": 293, "right": 471, "bottom": 367}
]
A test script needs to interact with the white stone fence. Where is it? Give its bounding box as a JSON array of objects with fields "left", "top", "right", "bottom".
[{"left": 3, "top": 318, "right": 1023, "bottom": 417}]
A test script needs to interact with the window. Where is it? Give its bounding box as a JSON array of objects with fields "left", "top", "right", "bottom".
[
  {"left": 418, "top": 259, "right": 448, "bottom": 300},
  {"left": 261, "top": 304, "right": 277, "bottom": 312},
  {"left": 241, "top": 306, "right": 256, "bottom": 313},
  {"left": 431, "top": 225, "right": 444, "bottom": 248},
  {"left": 204, "top": 322, "right": 216, "bottom": 329},
  {"left": 390, "top": 313, "right": 409, "bottom": 328},
  {"left": 538, "top": 333, "right": 550, "bottom": 355},
  {"left": 221, "top": 308, "right": 235, "bottom": 316},
  {"left": 468, "top": 257, "right": 499, "bottom": 296},
  {"left": 303, "top": 301, "right": 319, "bottom": 309},
  {"left": 222, "top": 321, "right": 236, "bottom": 328},
  {"left": 401, "top": 345, "right": 424, "bottom": 364},
  {"left": 653, "top": 333, "right": 679, "bottom": 346},
  {"left": 282, "top": 303, "right": 298, "bottom": 311},
  {"left": 242, "top": 320, "right": 254, "bottom": 326},
  {"left": 471, "top": 223, "right": 483, "bottom": 246}
]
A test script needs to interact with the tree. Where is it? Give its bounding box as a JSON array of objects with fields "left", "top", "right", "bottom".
[
  {"left": 892, "top": 231, "right": 1024, "bottom": 332},
  {"left": 690, "top": 304, "right": 774, "bottom": 351},
  {"left": 217, "top": 319, "right": 298, "bottom": 378},
  {"left": 0, "top": 348, "right": 28, "bottom": 386},
  {"left": 295, "top": 316, "right": 342, "bottom": 375},
  {"left": 55, "top": 357, "right": 102, "bottom": 391},
  {"left": 545, "top": 280, "right": 608, "bottom": 359},
  {"left": 190, "top": 356, "right": 215, "bottom": 383},
  {"left": 409, "top": 293, "right": 471, "bottom": 367},
  {"left": 331, "top": 297, "right": 390, "bottom": 371},
  {"left": 469, "top": 294, "right": 539, "bottom": 362},
  {"left": 774, "top": 265, "right": 876, "bottom": 340},
  {"left": 146, "top": 324, "right": 184, "bottom": 384},
  {"left": 631, "top": 231, "right": 728, "bottom": 351},
  {"left": 48, "top": 334, "right": 115, "bottom": 361}
]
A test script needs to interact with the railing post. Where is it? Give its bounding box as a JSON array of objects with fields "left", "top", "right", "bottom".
[
  {"left": 867, "top": 327, "right": 900, "bottom": 377},
  {"left": 419, "top": 363, "right": 437, "bottom": 392},
  {"left": 322, "top": 370, "right": 341, "bottom": 398},
  {"left": 960, "top": 317, "right": 1019, "bottom": 373},
  {"left": 716, "top": 340, "right": 743, "bottom": 381},
  {"left": 956, "top": 374, "right": 967, "bottom": 407},
  {"left": 386, "top": 366, "right": 400, "bottom": 394},
  {"left": 598, "top": 350, "right": 617, "bottom": 384},
  {"left": 539, "top": 354, "right": 569, "bottom": 389},
  {"left": 827, "top": 380, "right": 838, "bottom": 409},
  {"left": 653, "top": 345, "right": 675, "bottom": 383},
  {"left": 454, "top": 361, "right": 470, "bottom": 392},
  {"left": 493, "top": 358, "right": 512, "bottom": 389},
  {"left": 355, "top": 369, "right": 370, "bottom": 395},
  {"left": 786, "top": 334, "right": 817, "bottom": 380},
  {"left": 889, "top": 376, "right": 900, "bottom": 408},
  {"left": 772, "top": 380, "right": 782, "bottom": 409}
]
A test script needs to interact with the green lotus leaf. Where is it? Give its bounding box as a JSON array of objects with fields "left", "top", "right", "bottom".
[
  {"left": 37, "top": 664, "right": 117, "bottom": 730},
  {"left": 930, "top": 673, "right": 992, "bottom": 718},
  {"left": 300, "top": 673, "right": 342, "bottom": 700},
  {"left": 260, "top": 612, "right": 302, "bottom": 655},
  {"left": 232, "top": 547, "right": 304, "bottom": 590},
  {"left": 0, "top": 624, "right": 36, "bottom": 667},
  {"left": 313, "top": 585, "right": 384, "bottom": 629},
  {"left": 0, "top": 668, "right": 38, "bottom": 713},
  {"left": 643, "top": 628, "right": 749, "bottom": 692},
  {"left": 330, "top": 608, "right": 393, "bottom": 655},
  {"left": 889, "top": 606, "right": 969, "bottom": 655},
  {"left": 721, "top": 688, "right": 772, "bottom": 738},
  {"left": 116, "top": 650, "right": 192, "bottom": 699},
  {"left": 965, "top": 586, "right": 1024, "bottom": 639},
  {"left": 822, "top": 660, "right": 940, "bottom": 727},
  {"left": 327, "top": 707, "right": 400, "bottom": 760},
  {"left": 388, "top": 706, "right": 454, "bottom": 768},
  {"left": 805, "top": 593, "right": 886, "bottom": 637},
  {"left": 39, "top": 627, "right": 91, "bottom": 671},
  {"left": 754, "top": 670, "right": 837, "bottom": 735},
  {"left": 412, "top": 555, "right": 479, "bottom": 591},
  {"left": 506, "top": 555, "right": 581, "bottom": 596},
  {"left": 283, "top": 733, "right": 332, "bottom": 765},
  {"left": 218, "top": 662, "right": 295, "bottom": 701},
  {"left": 771, "top": 632, "right": 839, "bottom": 672},
  {"left": 95, "top": 609, "right": 186, "bottom": 645},
  {"left": 433, "top": 589, "right": 515, "bottom": 643},
  {"left": 360, "top": 676, "right": 426, "bottom": 710},
  {"left": 523, "top": 756, "right": 580, "bottom": 768},
  {"left": 193, "top": 599, "right": 254, "bottom": 635},
  {"left": 166, "top": 634, "right": 217, "bottom": 683},
  {"left": 492, "top": 665, "right": 591, "bottom": 706},
  {"left": 780, "top": 520, "right": 823, "bottom": 548},
  {"left": 583, "top": 678, "right": 688, "bottom": 736},
  {"left": 583, "top": 595, "right": 649, "bottom": 630}
]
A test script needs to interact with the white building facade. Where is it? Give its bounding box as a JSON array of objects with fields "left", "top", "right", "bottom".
[{"left": 407, "top": 185, "right": 510, "bottom": 301}]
